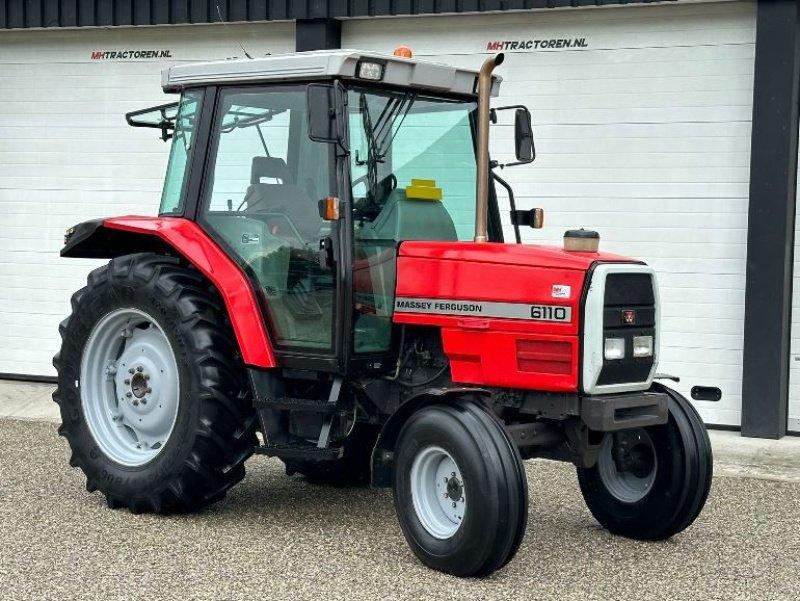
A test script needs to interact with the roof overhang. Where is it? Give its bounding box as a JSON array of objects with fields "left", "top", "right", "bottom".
[{"left": 162, "top": 50, "right": 501, "bottom": 96}]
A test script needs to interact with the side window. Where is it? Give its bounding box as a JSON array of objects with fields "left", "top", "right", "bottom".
[
  {"left": 208, "top": 106, "right": 291, "bottom": 212},
  {"left": 202, "top": 87, "right": 337, "bottom": 353},
  {"left": 159, "top": 89, "right": 203, "bottom": 215}
]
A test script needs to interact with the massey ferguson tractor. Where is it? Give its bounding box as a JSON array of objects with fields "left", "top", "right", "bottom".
[{"left": 54, "top": 49, "right": 712, "bottom": 577}]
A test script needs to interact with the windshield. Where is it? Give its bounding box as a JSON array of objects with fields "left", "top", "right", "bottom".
[{"left": 348, "top": 87, "right": 478, "bottom": 241}]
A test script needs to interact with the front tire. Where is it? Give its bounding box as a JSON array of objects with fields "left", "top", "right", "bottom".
[
  {"left": 577, "top": 384, "right": 713, "bottom": 540},
  {"left": 53, "top": 253, "right": 258, "bottom": 514},
  {"left": 392, "top": 401, "right": 528, "bottom": 577}
]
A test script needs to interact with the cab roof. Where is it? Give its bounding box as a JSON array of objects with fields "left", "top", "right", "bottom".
[{"left": 161, "top": 49, "right": 501, "bottom": 97}]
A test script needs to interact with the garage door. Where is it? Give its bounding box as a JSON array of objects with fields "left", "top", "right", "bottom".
[
  {"left": 344, "top": 1, "right": 755, "bottom": 426},
  {"left": 0, "top": 23, "right": 293, "bottom": 377},
  {"left": 788, "top": 161, "right": 800, "bottom": 433}
]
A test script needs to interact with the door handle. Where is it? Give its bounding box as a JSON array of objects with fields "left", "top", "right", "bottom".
[{"left": 319, "top": 237, "right": 335, "bottom": 269}]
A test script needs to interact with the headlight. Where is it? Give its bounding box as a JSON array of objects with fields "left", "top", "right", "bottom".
[
  {"left": 604, "top": 338, "right": 625, "bottom": 360},
  {"left": 357, "top": 61, "right": 384, "bottom": 81},
  {"left": 633, "top": 335, "right": 654, "bottom": 358}
]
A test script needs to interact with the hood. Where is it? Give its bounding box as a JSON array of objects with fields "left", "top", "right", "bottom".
[{"left": 398, "top": 241, "right": 638, "bottom": 271}]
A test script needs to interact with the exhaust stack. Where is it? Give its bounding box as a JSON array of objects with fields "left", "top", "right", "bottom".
[{"left": 474, "top": 53, "right": 504, "bottom": 243}]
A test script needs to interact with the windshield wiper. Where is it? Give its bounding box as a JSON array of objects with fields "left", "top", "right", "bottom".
[{"left": 355, "top": 91, "right": 417, "bottom": 203}]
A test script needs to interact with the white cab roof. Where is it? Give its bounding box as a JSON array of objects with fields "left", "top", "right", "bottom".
[{"left": 161, "top": 49, "right": 501, "bottom": 97}]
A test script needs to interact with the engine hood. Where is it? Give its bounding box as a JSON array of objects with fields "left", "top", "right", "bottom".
[{"left": 398, "top": 241, "right": 638, "bottom": 271}]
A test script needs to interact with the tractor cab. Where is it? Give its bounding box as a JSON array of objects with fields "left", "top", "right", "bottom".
[{"left": 124, "top": 50, "right": 532, "bottom": 373}]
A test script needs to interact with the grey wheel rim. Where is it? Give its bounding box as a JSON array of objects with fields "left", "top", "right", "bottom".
[
  {"left": 80, "top": 308, "right": 180, "bottom": 467},
  {"left": 410, "top": 446, "right": 466, "bottom": 539},
  {"left": 597, "top": 429, "right": 658, "bottom": 504}
]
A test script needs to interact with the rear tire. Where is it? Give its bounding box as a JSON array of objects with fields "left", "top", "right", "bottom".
[
  {"left": 577, "top": 384, "right": 713, "bottom": 540},
  {"left": 392, "top": 401, "right": 528, "bottom": 577},
  {"left": 53, "top": 253, "right": 258, "bottom": 514}
]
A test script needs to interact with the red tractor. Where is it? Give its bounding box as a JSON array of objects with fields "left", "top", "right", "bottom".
[{"left": 55, "top": 49, "right": 712, "bottom": 577}]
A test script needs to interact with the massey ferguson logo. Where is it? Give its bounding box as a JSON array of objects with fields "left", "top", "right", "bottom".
[
  {"left": 486, "top": 38, "right": 588, "bottom": 52},
  {"left": 623, "top": 310, "right": 636, "bottom": 325}
]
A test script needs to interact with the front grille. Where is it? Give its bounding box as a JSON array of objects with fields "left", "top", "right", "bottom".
[{"left": 597, "top": 273, "right": 656, "bottom": 386}]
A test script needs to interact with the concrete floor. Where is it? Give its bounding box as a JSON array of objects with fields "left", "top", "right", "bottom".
[{"left": 1, "top": 419, "right": 799, "bottom": 601}]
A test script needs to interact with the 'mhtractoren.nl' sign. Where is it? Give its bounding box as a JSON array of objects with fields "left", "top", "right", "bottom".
[
  {"left": 91, "top": 50, "right": 173, "bottom": 60},
  {"left": 486, "top": 38, "right": 588, "bottom": 51}
]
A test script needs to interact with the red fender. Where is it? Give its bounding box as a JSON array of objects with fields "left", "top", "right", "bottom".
[{"left": 104, "top": 216, "right": 276, "bottom": 368}]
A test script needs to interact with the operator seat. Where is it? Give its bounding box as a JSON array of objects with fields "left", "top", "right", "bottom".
[{"left": 243, "top": 157, "right": 321, "bottom": 241}]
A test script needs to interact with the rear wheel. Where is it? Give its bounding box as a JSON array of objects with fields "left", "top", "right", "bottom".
[
  {"left": 53, "top": 253, "right": 258, "bottom": 514},
  {"left": 392, "top": 401, "right": 528, "bottom": 577},
  {"left": 577, "top": 385, "right": 713, "bottom": 540}
]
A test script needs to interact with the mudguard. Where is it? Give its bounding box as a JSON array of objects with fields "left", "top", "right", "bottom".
[
  {"left": 61, "top": 216, "right": 276, "bottom": 368},
  {"left": 370, "top": 386, "right": 491, "bottom": 487}
]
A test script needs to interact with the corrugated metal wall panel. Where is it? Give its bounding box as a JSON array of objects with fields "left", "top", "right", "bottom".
[{"left": 0, "top": 0, "right": 675, "bottom": 28}]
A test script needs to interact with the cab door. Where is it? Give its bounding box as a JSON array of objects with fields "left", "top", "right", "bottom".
[{"left": 197, "top": 85, "right": 344, "bottom": 371}]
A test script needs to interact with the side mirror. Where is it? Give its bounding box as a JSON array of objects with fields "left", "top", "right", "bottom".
[
  {"left": 490, "top": 104, "right": 536, "bottom": 167},
  {"left": 307, "top": 84, "right": 336, "bottom": 142},
  {"left": 514, "top": 108, "right": 535, "bottom": 163}
]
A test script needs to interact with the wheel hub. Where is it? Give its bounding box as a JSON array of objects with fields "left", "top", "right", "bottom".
[
  {"left": 130, "top": 371, "right": 149, "bottom": 399},
  {"left": 410, "top": 446, "right": 466, "bottom": 539},
  {"left": 445, "top": 476, "right": 463, "bottom": 501},
  {"left": 597, "top": 429, "right": 658, "bottom": 504},
  {"left": 81, "top": 308, "right": 180, "bottom": 466}
]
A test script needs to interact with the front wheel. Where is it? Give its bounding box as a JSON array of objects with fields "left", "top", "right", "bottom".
[
  {"left": 577, "top": 384, "right": 713, "bottom": 540},
  {"left": 392, "top": 401, "right": 528, "bottom": 577}
]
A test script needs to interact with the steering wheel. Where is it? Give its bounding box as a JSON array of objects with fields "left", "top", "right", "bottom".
[
  {"left": 352, "top": 173, "right": 397, "bottom": 194},
  {"left": 352, "top": 174, "right": 398, "bottom": 221}
]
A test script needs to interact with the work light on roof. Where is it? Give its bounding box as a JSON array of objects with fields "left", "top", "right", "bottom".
[{"left": 357, "top": 61, "right": 385, "bottom": 81}]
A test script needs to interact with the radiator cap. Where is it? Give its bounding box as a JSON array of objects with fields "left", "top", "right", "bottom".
[{"left": 564, "top": 229, "right": 600, "bottom": 252}]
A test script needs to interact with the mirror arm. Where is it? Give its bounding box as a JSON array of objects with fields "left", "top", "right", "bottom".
[
  {"left": 334, "top": 79, "right": 350, "bottom": 154},
  {"left": 492, "top": 171, "right": 521, "bottom": 244},
  {"left": 496, "top": 156, "right": 535, "bottom": 169}
]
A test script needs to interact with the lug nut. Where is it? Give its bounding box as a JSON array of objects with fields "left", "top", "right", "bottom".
[
  {"left": 136, "top": 366, "right": 143, "bottom": 372},
  {"left": 146, "top": 388, "right": 152, "bottom": 394},
  {"left": 145, "top": 374, "right": 150, "bottom": 381},
  {"left": 452, "top": 502, "right": 457, "bottom": 508},
  {"left": 128, "top": 368, "right": 135, "bottom": 374},
  {"left": 125, "top": 392, "right": 132, "bottom": 398},
  {"left": 133, "top": 400, "right": 139, "bottom": 406},
  {"left": 141, "top": 399, "right": 147, "bottom": 405},
  {"left": 124, "top": 379, "right": 130, "bottom": 385}
]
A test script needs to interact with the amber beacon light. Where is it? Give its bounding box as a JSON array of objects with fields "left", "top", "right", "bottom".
[{"left": 393, "top": 46, "right": 413, "bottom": 58}]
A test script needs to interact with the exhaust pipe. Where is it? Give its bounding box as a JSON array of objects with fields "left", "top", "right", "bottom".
[{"left": 474, "top": 53, "right": 504, "bottom": 243}]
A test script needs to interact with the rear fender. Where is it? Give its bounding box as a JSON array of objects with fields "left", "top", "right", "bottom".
[
  {"left": 61, "top": 216, "right": 276, "bottom": 368},
  {"left": 370, "top": 386, "right": 491, "bottom": 487}
]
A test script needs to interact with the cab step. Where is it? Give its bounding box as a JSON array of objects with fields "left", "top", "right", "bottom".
[
  {"left": 254, "top": 442, "right": 344, "bottom": 461},
  {"left": 253, "top": 396, "right": 344, "bottom": 413}
]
